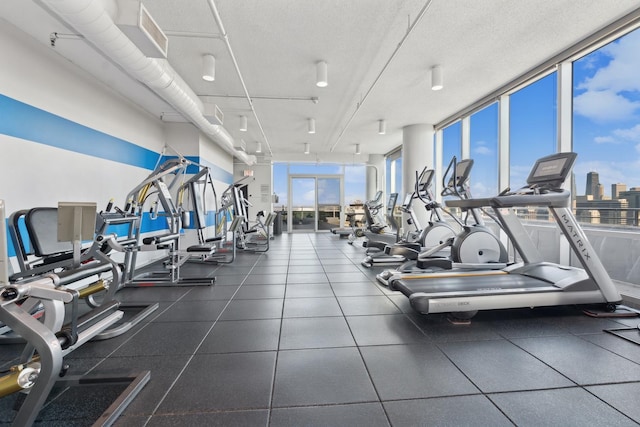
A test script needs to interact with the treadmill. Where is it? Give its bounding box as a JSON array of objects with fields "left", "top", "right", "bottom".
[{"left": 390, "top": 152, "right": 621, "bottom": 318}]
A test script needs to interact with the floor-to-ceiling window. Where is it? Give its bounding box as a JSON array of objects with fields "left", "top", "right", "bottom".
[
  {"left": 572, "top": 27, "right": 640, "bottom": 226},
  {"left": 509, "top": 72, "right": 558, "bottom": 190},
  {"left": 442, "top": 121, "right": 461, "bottom": 173},
  {"left": 385, "top": 149, "right": 402, "bottom": 196},
  {"left": 469, "top": 103, "right": 499, "bottom": 198}
]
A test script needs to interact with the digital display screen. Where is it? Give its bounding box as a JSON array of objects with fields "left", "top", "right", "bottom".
[{"left": 533, "top": 158, "right": 567, "bottom": 178}]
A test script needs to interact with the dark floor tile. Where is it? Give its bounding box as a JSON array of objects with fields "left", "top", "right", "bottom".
[
  {"left": 250, "top": 265, "right": 289, "bottom": 274},
  {"left": 87, "top": 355, "right": 190, "bottom": 416},
  {"left": 384, "top": 395, "right": 513, "bottom": 427},
  {"left": 220, "top": 299, "right": 284, "bottom": 320},
  {"left": 153, "top": 300, "right": 228, "bottom": 322},
  {"left": 287, "top": 265, "right": 326, "bottom": 274},
  {"left": 387, "top": 294, "right": 413, "bottom": 312},
  {"left": 244, "top": 274, "right": 287, "bottom": 285},
  {"left": 180, "top": 284, "right": 240, "bottom": 300},
  {"left": 272, "top": 347, "right": 377, "bottom": 407},
  {"left": 337, "top": 296, "right": 401, "bottom": 315},
  {"left": 489, "top": 387, "right": 638, "bottom": 427},
  {"left": 409, "top": 313, "right": 503, "bottom": 342},
  {"left": 279, "top": 317, "right": 355, "bottom": 349},
  {"left": 198, "top": 319, "right": 281, "bottom": 353},
  {"left": 347, "top": 315, "right": 428, "bottom": 346},
  {"left": 586, "top": 382, "right": 640, "bottom": 424},
  {"left": 512, "top": 335, "right": 640, "bottom": 384},
  {"left": 361, "top": 344, "right": 478, "bottom": 400},
  {"left": 113, "top": 322, "right": 212, "bottom": 357},
  {"left": 145, "top": 409, "right": 269, "bottom": 426},
  {"left": 486, "top": 316, "right": 571, "bottom": 338},
  {"left": 211, "top": 274, "right": 247, "bottom": 286},
  {"left": 322, "top": 264, "right": 364, "bottom": 273},
  {"left": 438, "top": 339, "right": 573, "bottom": 392},
  {"left": 270, "top": 402, "right": 389, "bottom": 427},
  {"left": 285, "top": 283, "right": 335, "bottom": 298},
  {"left": 117, "top": 286, "right": 192, "bottom": 302},
  {"left": 320, "top": 258, "right": 359, "bottom": 265},
  {"left": 330, "top": 282, "right": 384, "bottom": 296},
  {"left": 282, "top": 297, "right": 342, "bottom": 317},
  {"left": 287, "top": 273, "right": 328, "bottom": 283},
  {"left": 580, "top": 332, "right": 640, "bottom": 364},
  {"left": 157, "top": 352, "right": 276, "bottom": 412},
  {"left": 327, "top": 271, "right": 371, "bottom": 283},
  {"left": 233, "top": 284, "right": 286, "bottom": 299}
]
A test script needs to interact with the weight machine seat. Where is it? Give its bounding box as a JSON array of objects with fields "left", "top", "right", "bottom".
[
  {"left": 25, "top": 207, "right": 75, "bottom": 260},
  {"left": 186, "top": 244, "right": 216, "bottom": 253}
]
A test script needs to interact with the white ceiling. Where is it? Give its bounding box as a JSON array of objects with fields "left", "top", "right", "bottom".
[{"left": 2, "top": 0, "right": 640, "bottom": 163}]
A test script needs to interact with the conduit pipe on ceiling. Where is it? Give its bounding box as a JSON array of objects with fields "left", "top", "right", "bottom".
[
  {"left": 329, "top": 0, "right": 434, "bottom": 152},
  {"left": 40, "top": 0, "right": 256, "bottom": 165},
  {"left": 205, "top": 0, "right": 273, "bottom": 157}
]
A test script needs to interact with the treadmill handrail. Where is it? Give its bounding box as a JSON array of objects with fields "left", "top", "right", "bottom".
[{"left": 445, "top": 189, "right": 570, "bottom": 209}]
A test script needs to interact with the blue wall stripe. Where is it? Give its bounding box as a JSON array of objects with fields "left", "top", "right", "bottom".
[{"left": 0, "top": 94, "right": 160, "bottom": 170}]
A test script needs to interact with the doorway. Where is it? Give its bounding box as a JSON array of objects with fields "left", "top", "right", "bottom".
[{"left": 288, "top": 175, "right": 343, "bottom": 232}]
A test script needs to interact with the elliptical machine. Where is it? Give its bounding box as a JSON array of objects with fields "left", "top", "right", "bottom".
[{"left": 377, "top": 156, "right": 508, "bottom": 285}]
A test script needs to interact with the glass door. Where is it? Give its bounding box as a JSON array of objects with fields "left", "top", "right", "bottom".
[
  {"left": 289, "top": 175, "right": 343, "bottom": 232},
  {"left": 317, "top": 177, "right": 342, "bottom": 231},
  {"left": 290, "top": 177, "right": 316, "bottom": 231}
]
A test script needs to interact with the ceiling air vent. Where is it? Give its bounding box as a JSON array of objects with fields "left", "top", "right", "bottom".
[
  {"left": 203, "top": 103, "right": 224, "bottom": 126},
  {"left": 116, "top": 0, "right": 168, "bottom": 58}
]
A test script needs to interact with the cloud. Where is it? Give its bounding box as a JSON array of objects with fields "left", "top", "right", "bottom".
[
  {"left": 474, "top": 145, "right": 492, "bottom": 155},
  {"left": 613, "top": 124, "right": 640, "bottom": 143},
  {"left": 593, "top": 136, "right": 617, "bottom": 144},
  {"left": 573, "top": 89, "right": 639, "bottom": 123}
]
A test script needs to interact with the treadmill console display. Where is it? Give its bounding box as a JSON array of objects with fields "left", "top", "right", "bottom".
[
  {"left": 418, "top": 169, "right": 434, "bottom": 192},
  {"left": 526, "top": 152, "right": 577, "bottom": 187},
  {"left": 386, "top": 193, "right": 398, "bottom": 212}
]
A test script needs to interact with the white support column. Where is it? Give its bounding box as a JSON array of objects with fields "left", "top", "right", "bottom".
[
  {"left": 403, "top": 124, "right": 435, "bottom": 230},
  {"left": 366, "top": 154, "right": 385, "bottom": 201},
  {"left": 461, "top": 116, "right": 471, "bottom": 160},
  {"left": 434, "top": 129, "right": 443, "bottom": 204},
  {"left": 557, "top": 61, "right": 574, "bottom": 265},
  {"left": 498, "top": 94, "right": 511, "bottom": 253}
]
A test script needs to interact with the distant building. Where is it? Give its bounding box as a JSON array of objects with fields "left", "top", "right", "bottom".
[
  {"left": 576, "top": 195, "right": 629, "bottom": 225},
  {"left": 586, "top": 172, "right": 601, "bottom": 200},
  {"left": 611, "top": 183, "right": 627, "bottom": 199}
]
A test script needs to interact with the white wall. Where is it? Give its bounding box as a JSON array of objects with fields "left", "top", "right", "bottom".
[
  {"left": 233, "top": 161, "right": 273, "bottom": 221},
  {"left": 0, "top": 21, "right": 233, "bottom": 269}
]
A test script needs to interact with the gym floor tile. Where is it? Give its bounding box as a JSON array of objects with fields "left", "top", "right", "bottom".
[
  {"left": 197, "top": 319, "right": 281, "bottom": 354},
  {"left": 219, "top": 299, "right": 284, "bottom": 320},
  {"left": 326, "top": 271, "right": 372, "bottom": 283},
  {"left": 286, "top": 272, "right": 329, "bottom": 283},
  {"left": 152, "top": 299, "right": 229, "bottom": 322},
  {"left": 484, "top": 316, "right": 571, "bottom": 339},
  {"left": 337, "top": 295, "right": 402, "bottom": 316},
  {"left": 511, "top": 335, "right": 640, "bottom": 384},
  {"left": 282, "top": 297, "right": 342, "bottom": 318},
  {"left": 279, "top": 316, "right": 356, "bottom": 349},
  {"left": 386, "top": 294, "right": 413, "bottom": 312},
  {"left": 360, "top": 344, "right": 479, "bottom": 400},
  {"left": 243, "top": 273, "right": 287, "bottom": 285},
  {"left": 438, "top": 340, "right": 574, "bottom": 393},
  {"left": 209, "top": 274, "right": 246, "bottom": 286},
  {"left": 179, "top": 284, "right": 240, "bottom": 300},
  {"left": 144, "top": 410, "right": 269, "bottom": 426},
  {"left": 586, "top": 382, "right": 640, "bottom": 424},
  {"left": 112, "top": 322, "right": 213, "bottom": 357},
  {"left": 287, "top": 264, "right": 326, "bottom": 274},
  {"left": 269, "top": 402, "right": 390, "bottom": 427},
  {"left": 156, "top": 352, "right": 276, "bottom": 412},
  {"left": 346, "top": 314, "right": 428, "bottom": 346},
  {"left": 271, "top": 347, "right": 378, "bottom": 407},
  {"left": 488, "top": 387, "right": 638, "bottom": 427},
  {"left": 284, "top": 283, "right": 335, "bottom": 298},
  {"left": 320, "top": 263, "right": 362, "bottom": 273},
  {"left": 319, "top": 258, "right": 360, "bottom": 265},
  {"left": 579, "top": 332, "right": 640, "bottom": 364},
  {"left": 383, "top": 395, "right": 513, "bottom": 427},
  {"left": 330, "top": 282, "right": 385, "bottom": 296},
  {"left": 247, "top": 265, "right": 289, "bottom": 274},
  {"left": 116, "top": 286, "right": 192, "bottom": 302},
  {"left": 232, "top": 284, "right": 286, "bottom": 299},
  {"left": 86, "top": 355, "right": 191, "bottom": 416},
  {"left": 408, "top": 313, "right": 503, "bottom": 342}
]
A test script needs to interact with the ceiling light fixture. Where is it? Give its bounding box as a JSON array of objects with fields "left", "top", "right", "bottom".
[
  {"left": 304, "top": 142, "right": 310, "bottom": 154},
  {"left": 316, "top": 60, "right": 328, "bottom": 87},
  {"left": 240, "top": 115, "right": 247, "bottom": 131},
  {"left": 308, "top": 118, "right": 316, "bottom": 134},
  {"left": 256, "top": 142, "right": 262, "bottom": 153},
  {"left": 378, "top": 119, "right": 386, "bottom": 135},
  {"left": 202, "top": 54, "right": 216, "bottom": 81},
  {"left": 431, "top": 65, "right": 443, "bottom": 91},
  {"left": 355, "top": 144, "right": 361, "bottom": 155}
]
